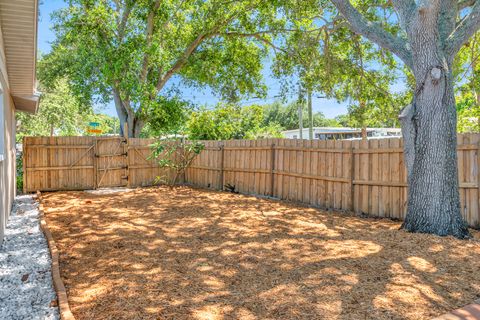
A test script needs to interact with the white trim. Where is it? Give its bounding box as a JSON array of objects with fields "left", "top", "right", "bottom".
[
  {"left": 12, "top": 94, "right": 40, "bottom": 113},
  {"left": 0, "top": 24, "right": 9, "bottom": 90},
  {"left": 0, "top": 0, "right": 38, "bottom": 97}
]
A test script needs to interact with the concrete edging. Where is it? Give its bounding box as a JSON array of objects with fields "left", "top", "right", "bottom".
[{"left": 37, "top": 191, "right": 75, "bottom": 320}]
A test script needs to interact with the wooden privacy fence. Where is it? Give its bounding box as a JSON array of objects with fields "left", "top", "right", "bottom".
[
  {"left": 23, "top": 136, "right": 173, "bottom": 192},
  {"left": 24, "top": 134, "right": 480, "bottom": 227},
  {"left": 185, "top": 134, "right": 480, "bottom": 228}
]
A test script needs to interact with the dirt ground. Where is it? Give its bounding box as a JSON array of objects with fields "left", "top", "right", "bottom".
[{"left": 41, "top": 186, "right": 480, "bottom": 320}]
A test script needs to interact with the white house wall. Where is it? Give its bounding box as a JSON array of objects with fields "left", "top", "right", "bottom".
[{"left": 0, "top": 24, "right": 17, "bottom": 244}]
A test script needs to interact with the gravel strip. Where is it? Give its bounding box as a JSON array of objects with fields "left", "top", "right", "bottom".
[{"left": 0, "top": 195, "right": 59, "bottom": 320}]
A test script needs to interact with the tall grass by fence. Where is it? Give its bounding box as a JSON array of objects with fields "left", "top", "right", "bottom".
[{"left": 23, "top": 134, "right": 480, "bottom": 228}]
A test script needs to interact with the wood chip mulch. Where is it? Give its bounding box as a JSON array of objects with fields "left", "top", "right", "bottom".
[{"left": 41, "top": 186, "right": 480, "bottom": 320}]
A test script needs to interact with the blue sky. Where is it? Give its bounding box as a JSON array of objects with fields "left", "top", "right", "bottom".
[{"left": 38, "top": 1, "right": 354, "bottom": 119}]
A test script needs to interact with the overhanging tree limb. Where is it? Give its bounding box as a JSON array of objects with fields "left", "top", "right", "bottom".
[
  {"left": 154, "top": 3, "right": 257, "bottom": 92},
  {"left": 458, "top": 0, "right": 476, "bottom": 9},
  {"left": 391, "top": 0, "right": 417, "bottom": 28},
  {"left": 222, "top": 31, "right": 291, "bottom": 54},
  {"left": 330, "top": 0, "right": 413, "bottom": 69},
  {"left": 155, "top": 33, "right": 210, "bottom": 92},
  {"left": 445, "top": 0, "right": 480, "bottom": 56},
  {"left": 116, "top": 2, "right": 133, "bottom": 41},
  {"left": 140, "top": 0, "right": 161, "bottom": 84}
]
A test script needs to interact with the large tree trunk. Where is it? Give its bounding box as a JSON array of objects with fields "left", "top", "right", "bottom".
[
  {"left": 400, "top": 23, "right": 470, "bottom": 238},
  {"left": 113, "top": 88, "right": 145, "bottom": 138},
  {"left": 330, "top": 0, "right": 480, "bottom": 239},
  {"left": 127, "top": 116, "right": 144, "bottom": 138}
]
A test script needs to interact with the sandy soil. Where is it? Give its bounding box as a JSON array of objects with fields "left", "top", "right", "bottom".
[{"left": 41, "top": 186, "right": 480, "bottom": 320}]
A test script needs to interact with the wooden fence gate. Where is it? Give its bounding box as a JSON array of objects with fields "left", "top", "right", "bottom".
[
  {"left": 22, "top": 136, "right": 171, "bottom": 192},
  {"left": 95, "top": 137, "right": 128, "bottom": 188}
]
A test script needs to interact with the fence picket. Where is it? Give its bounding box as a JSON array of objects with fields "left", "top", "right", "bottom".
[{"left": 23, "top": 135, "right": 480, "bottom": 227}]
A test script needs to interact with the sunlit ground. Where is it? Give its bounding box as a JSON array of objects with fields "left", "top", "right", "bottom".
[{"left": 42, "top": 186, "right": 480, "bottom": 320}]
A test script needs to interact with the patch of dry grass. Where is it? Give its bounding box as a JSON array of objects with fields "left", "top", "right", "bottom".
[{"left": 41, "top": 186, "right": 480, "bottom": 320}]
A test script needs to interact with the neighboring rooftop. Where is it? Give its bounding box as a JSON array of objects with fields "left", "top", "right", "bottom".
[
  {"left": 282, "top": 127, "right": 402, "bottom": 140},
  {"left": 282, "top": 127, "right": 401, "bottom": 133}
]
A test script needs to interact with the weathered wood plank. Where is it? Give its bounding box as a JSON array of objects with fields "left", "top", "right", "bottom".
[{"left": 23, "top": 135, "right": 480, "bottom": 228}]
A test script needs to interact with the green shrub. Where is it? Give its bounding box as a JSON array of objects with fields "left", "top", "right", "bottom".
[
  {"left": 149, "top": 139, "right": 204, "bottom": 187},
  {"left": 16, "top": 152, "right": 23, "bottom": 193}
]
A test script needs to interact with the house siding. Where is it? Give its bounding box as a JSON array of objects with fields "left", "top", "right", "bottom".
[
  {"left": 0, "top": 27, "right": 17, "bottom": 245},
  {"left": 0, "top": 0, "right": 38, "bottom": 244}
]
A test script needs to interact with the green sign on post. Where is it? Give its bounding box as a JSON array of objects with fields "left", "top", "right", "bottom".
[{"left": 88, "top": 122, "right": 102, "bottom": 134}]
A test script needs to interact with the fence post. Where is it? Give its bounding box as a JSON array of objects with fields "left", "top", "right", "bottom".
[
  {"left": 93, "top": 138, "right": 98, "bottom": 189},
  {"left": 22, "top": 136, "right": 27, "bottom": 194},
  {"left": 270, "top": 142, "right": 276, "bottom": 197},
  {"left": 125, "top": 138, "right": 131, "bottom": 187},
  {"left": 477, "top": 140, "right": 480, "bottom": 226},
  {"left": 123, "top": 123, "right": 130, "bottom": 188},
  {"left": 123, "top": 123, "right": 128, "bottom": 140},
  {"left": 350, "top": 145, "right": 355, "bottom": 212},
  {"left": 219, "top": 143, "right": 225, "bottom": 190},
  {"left": 48, "top": 135, "right": 53, "bottom": 190}
]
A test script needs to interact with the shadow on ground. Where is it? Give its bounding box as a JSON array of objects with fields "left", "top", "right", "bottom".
[{"left": 41, "top": 186, "right": 480, "bottom": 320}]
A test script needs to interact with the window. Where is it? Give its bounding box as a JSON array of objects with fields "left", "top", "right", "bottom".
[{"left": 292, "top": 135, "right": 297, "bottom": 139}]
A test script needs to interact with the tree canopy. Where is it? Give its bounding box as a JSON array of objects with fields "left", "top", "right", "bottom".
[
  {"left": 186, "top": 101, "right": 344, "bottom": 140},
  {"left": 41, "top": 0, "right": 288, "bottom": 137},
  {"left": 16, "top": 78, "right": 119, "bottom": 141},
  {"left": 261, "top": 101, "right": 339, "bottom": 130},
  {"left": 266, "top": 0, "right": 408, "bottom": 131},
  {"left": 187, "top": 103, "right": 283, "bottom": 140},
  {"left": 39, "top": 0, "right": 480, "bottom": 138}
]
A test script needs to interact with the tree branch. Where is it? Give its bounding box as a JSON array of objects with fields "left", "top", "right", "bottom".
[
  {"left": 330, "top": 0, "right": 413, "bottom": 68},
  {"left": 459, "top": 0, "right": 476, "bottom": 9},
  {"left": 140, "top": 0, "right": 162, "bottom": 84},
  {"left": 160, "top": 0, "right": 187, "bottom": 31},
  {"left": 117, "top": 2, "right": 134, "bottom": 41},
  {"left": 221, "top": 32, "right": 291, "bottom": 54},
  {"left": 391, "top": 0, "right": 417, "bottom": 29},
  {"left": 445, "top": 0, "right": 480, "bottom": 56},
  {"left": 432, "top": 0, "right": 457, "bottom": 46},
  {"left": 155, "top": 33, "right": 210, "bottom": 92},
  {"left": 154, "top": 2, "right": 257, "bottom": 93}
]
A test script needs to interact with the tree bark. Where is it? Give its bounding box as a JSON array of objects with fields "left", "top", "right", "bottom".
[
  {"left": 307, "top": 90, "right": 313, "bottom": 140},
  {"left": 298, "top": 85, "right": 303, "bottom": 139},
  {"left": 330, "top": 0, "right": 480, "bottom": 238},
  {"left": 112, "top": 88, "right": 145, "bottom": 138},
  {"left": 132, "top": 118, "right": 145, "bottom": 138},
  {"left": 401, "top": 67, "right": 469, "bottom": 238},
  {"left": 125, "top": 113, "right": 145, "bottom": 138},
  {"left": 399, "top": 20, "right": 469, "bottom": 238}
]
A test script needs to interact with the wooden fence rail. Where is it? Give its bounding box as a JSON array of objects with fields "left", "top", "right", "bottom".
[
  {"left": 23, "top": 134, "right": 480, "bottom": 228},
  {"left": 185, "top": 135, "right": 480, "bottom": 228},
  {"left": 23, "top": 136, "right": 174, "bottom": 192}
]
